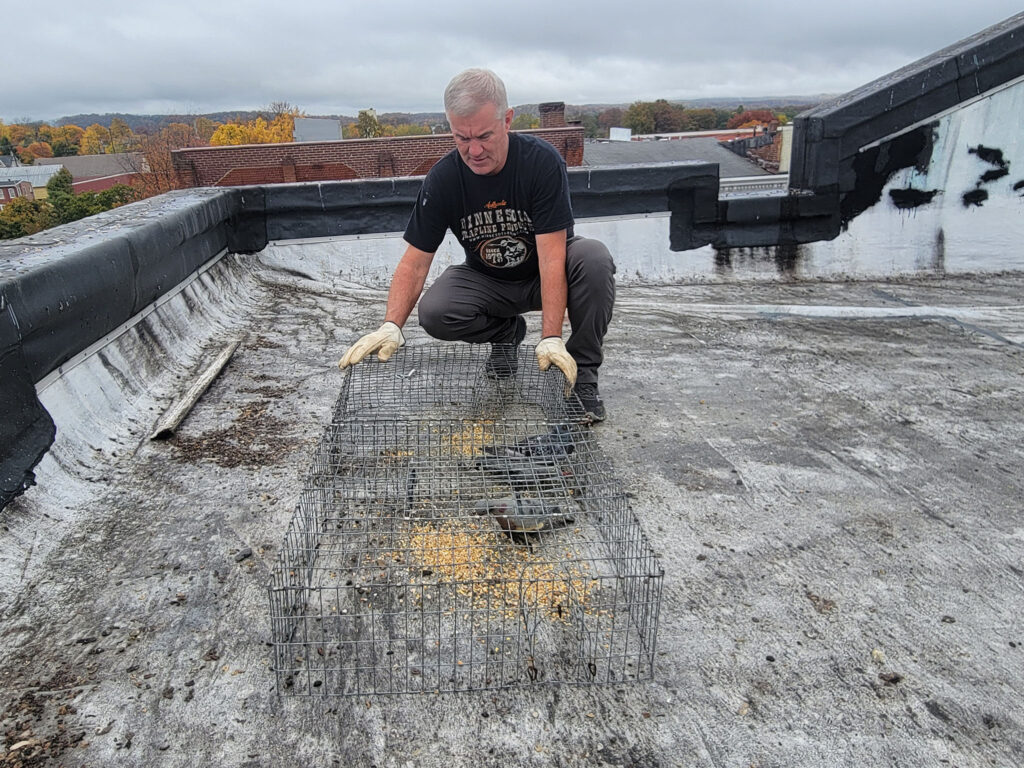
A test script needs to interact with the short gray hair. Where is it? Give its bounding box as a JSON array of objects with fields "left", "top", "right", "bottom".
[{"left": 444, "top": 68, "right": 508, "bottom": 118}]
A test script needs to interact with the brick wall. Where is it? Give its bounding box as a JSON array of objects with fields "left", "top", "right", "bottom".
[
  {"left": 539, "top": 102, "right": 567, "bottom": 129},
  {"left": 748, "top": 132, "right": 783, "bottom": 173},
  {"left": 172, "top": 127, "right": 584, "bottom": 188},
  {"left": 73, "top": 173, "right": 138, "bottom": 193}
]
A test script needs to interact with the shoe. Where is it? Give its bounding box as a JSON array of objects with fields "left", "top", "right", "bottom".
[
  {"left": 572, "top": 382, "right": 606, "bottom": 423},
  {"left": 485, "top": 316, "right": 526, "bottom": 379}
]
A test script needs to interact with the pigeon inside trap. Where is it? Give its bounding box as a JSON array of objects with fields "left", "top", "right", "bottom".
[{"left": 268, "top": 345, "right": 663, "bottom": 696}]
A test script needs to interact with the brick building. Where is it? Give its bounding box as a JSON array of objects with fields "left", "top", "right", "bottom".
[
  {"left": 0, "top": 165, "right": 63, "bottom": 200},
  {"left": 0, "top": 180, "right": 34, "bottom": 210},
  {"left": 35, "top": 153, "right": 145, "bottom": 193},
  {"left": 171, "top": 103, "right": 584, "bottom": 188}
]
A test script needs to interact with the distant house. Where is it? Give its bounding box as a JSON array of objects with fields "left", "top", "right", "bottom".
[
  {"left": 0, "top": 154, "right": 23, "bottom": 169},
  {"left": 35, "top": 152, "right": 145, "bottom": 192},
  {"left": 294, "top": 118, "right": 343, "bottom": 142},
  {"left": 0, "top": 179, "right": 33, "bottom": 210},
  {"left": 0, "top": 165, "right": 65, "bottom": 200}
]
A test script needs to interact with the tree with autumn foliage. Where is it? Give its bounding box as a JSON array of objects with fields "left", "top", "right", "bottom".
[
  {"left": 209, "top": 107, "right": 300, "bottom": 146},
  {"left": 192, "top": 117, "right": 219, "bottom": 143},
  {"left": 597, "top": 108, "right": 624, "bottom": 134},
  {"left": 382, "top": 123, "right": 432, "bottom": 137},
  {"left": 24, "top": 142, "right": 54, "bottom": 160},
  {"left": 107, "top": 118, "right": 136, "bottom": 152},
  {"left": 725, "top": 109, "right": 778, "bottom": 130},
  {"left": 52, "top": 124, "right": 84, "bottom": 147},
  {"left": 80, "top": 124, "right": 111, "bottom": 154},
  {"left": 127, "top": 122, "right": 207, "bottom": 197}
]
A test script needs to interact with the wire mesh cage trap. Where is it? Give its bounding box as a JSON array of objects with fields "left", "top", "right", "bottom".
[{"left": 268, "top": 345, "right": 663, "bottom": 696}]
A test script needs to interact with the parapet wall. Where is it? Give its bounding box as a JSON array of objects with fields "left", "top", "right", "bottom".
[{"left": 790, "top": 12, "right": 1024, "bottom": 203}]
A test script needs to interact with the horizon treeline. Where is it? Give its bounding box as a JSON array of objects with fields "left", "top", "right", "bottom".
[{"left": 2, "top": 98, "right": 816, "bottom": 163}]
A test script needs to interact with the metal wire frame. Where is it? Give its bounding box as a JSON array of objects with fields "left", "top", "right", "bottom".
[
  {"left": 330, "top": 343, "right": 587, "bottom": 424},
  {"left": 269, "top": 345, "right": 663, "bottom": 696}
]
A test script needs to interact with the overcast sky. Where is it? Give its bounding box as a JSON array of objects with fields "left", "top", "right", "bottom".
[{"left": 7, "top": 1, "right": 1021, "bottom": 122}]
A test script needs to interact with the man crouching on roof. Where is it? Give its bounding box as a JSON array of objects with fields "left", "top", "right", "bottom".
[{"left": 338, "top": 68, "right": 615, "bottom": 422}]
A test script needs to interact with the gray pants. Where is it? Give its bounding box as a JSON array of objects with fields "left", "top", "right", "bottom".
[{"left": 417, "top": 236, "right": 616, "bottom": 385}]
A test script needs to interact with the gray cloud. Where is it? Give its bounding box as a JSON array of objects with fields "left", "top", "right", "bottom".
[{"left": 6, "top": 1, "right": 1021, "bottom": 121}]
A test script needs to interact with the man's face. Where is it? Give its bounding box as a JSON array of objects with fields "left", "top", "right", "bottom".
[{"left": 448, "top": 103, "right": 514, "bottom": 176}]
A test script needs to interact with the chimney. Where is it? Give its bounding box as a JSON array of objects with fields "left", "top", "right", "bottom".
[{"left": 538, "top": 102, "right": 567, "bottom": 129}]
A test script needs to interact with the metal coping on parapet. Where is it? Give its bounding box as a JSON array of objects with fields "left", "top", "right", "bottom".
[{"left": 267, "top": 344, "right": 664, "bottom": 696}]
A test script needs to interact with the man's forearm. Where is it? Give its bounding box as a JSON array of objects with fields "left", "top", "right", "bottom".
[
  {"left": 536, "top": 231, "right": 568, "bottom": 338},
  {"left": 384, "top": 245, "right": 435, "bottom": 327}
]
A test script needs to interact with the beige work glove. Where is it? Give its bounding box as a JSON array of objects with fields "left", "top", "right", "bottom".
[
  {"left": 338, "top": 321, "right": 405, "bottom": 369},
  {"left": 535, "top": 336, "right": 577, "bottom": 394}
]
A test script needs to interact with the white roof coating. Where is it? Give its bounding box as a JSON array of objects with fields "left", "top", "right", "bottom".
[{"left": 2, "top": 234, "right": 1023, "bottom": 765}]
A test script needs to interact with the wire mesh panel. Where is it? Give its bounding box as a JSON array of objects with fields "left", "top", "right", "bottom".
[
  {"left": 331, "top": 344, "right": 583, "bottom": 423},
  {"left": 269, "top": 345, "right": 663, "bottom": 696}
]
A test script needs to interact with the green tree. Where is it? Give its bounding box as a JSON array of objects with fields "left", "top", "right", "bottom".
[
  {"left": 51, "top": 140, "right": 80, "bottom": 156},
  {"left": 0, "top": 197, "right": 54, "bottom": 238},
  {"left": 713, "top": 109, "right": 733, "bottom": 129},
  {"left": 46, "top": 167, "right": 74, "bottom": 196},
  {"left": 44, "top": 168, "right": 138, "bottom": 227},
  {"left": 579, "top": 112, "right": 600, "bottom": 139},
  {"left": 687, "top": 108, "right": 718, "bottom": 131},
  {"left": 510, "top": 114, "right": 539, "bottom": 130},
  {"left": 46, "top": 168, "right": 81, "bottom": 224},
  {"left": 96, "top": 184, "right": 138, "bottom": 208},
  {"left": 0, "top": 217, "right": 24, "bottom": 239},
  {"left": 356, "top": 109, "right": 383, "bottom": 139},
  {"left": 623, "top": 101, "right": 655, "bottom": 135}
]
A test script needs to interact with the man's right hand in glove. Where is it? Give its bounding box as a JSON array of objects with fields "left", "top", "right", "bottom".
[{"left": 338, "top": 321, "right": 405, "bottom": 369}]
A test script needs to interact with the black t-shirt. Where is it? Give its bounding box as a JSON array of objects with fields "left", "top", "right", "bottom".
[{"left": 404, "top": 132, "right": 575, "bottom": 281}]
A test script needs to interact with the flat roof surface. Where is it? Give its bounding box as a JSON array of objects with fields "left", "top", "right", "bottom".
[
  {"left": 2, "top": 253, "right": 1023, "bottom": 766},
  {"left": 583, "top": 137, "right": 768, "bottom": 177},
  {"left": 34, "top": 152, "right": 142, "bottom": 179},
  {"left": 0, "top": 164, "right": 63, "bottom": 185}
]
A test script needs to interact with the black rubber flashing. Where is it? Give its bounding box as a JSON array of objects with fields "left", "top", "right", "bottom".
[
  {"left": 256, "top": 178, "right": 424, "bottom": 241},
  {"left": 0, "top": 300, "right": 55, "bottom": 509},
  {"left": 0, "top": 191, "right": 234, "bottom": 511},
  {"left": 570, "top": 162, "right": 718, "bottom": 220},
  {"left": 790, "top": 12, "right": 1024, "bottom": 196}
]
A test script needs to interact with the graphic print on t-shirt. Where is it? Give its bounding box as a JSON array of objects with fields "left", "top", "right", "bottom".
[{"left": 458, "top": 202, "right": 535, "bottom": 270}]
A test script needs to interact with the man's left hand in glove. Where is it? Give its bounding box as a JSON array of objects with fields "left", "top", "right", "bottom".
[{"left": 535, "top": 336, "right": 577, "bottom": 393}]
